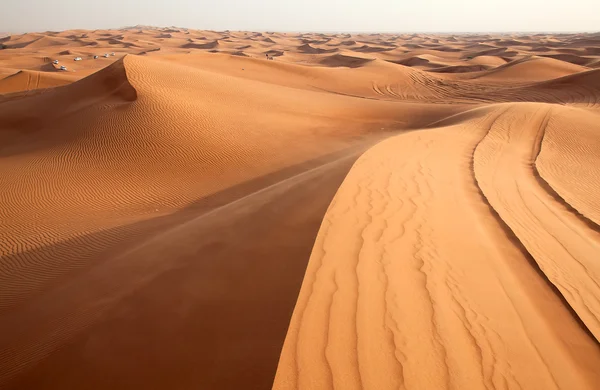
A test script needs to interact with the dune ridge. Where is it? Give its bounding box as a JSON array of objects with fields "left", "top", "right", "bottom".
[{"left": 273, "top": 103, "right": 600, "bottom": 390}]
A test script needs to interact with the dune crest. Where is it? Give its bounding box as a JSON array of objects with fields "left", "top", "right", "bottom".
[{"left": 273, "top": 103, "right": 600, "bottom": 390}]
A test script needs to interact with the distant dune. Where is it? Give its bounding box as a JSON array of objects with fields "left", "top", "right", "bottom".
[
  {"left": 1, "top": 28, "right": 600, "bottom": 390},
  {"left": 318, "top": 53, "right": 374, "bottom": 68},
  {"left": 181, "top": 40, "right": 219, "bottom": 49},
  {"left": 0, "top": 69, "right": 77, "bottom": 93}
]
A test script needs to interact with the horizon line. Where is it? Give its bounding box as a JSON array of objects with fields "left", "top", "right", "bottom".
[{"left": 2, "top": 26, "right": 600, "bottom": 36}]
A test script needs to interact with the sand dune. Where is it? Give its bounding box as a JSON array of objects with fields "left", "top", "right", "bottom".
[
  {"left": 297, "top": 43, "right": 337, "bottom": 54},
  {"left": 318, "top": 53, "right": 374, "bottom": 68},
  {"left": 541, "top": 53, "right": 594, "bottom": 65},
  {"left": 427, "top": 64, "right": 489, "bottom": 73},
  {"left": 0, "top": 69, "right": 76, "bottom": 93},
  {"left": 274, "top": 103, "right": 600, "bottom": 390},
  {"left": 181, "top": 40, "right": 219, "bottom": 49},
  {"left": 391, "top": 56, "right": 441, "bottom": 68},
  {"left": 467, "top": 55, "right": 508, "bottom": 66},
  {"left": 1, "top": 29, "right": 600, "bottom": 389},
  {"left": 470, "top": 56, "right": 589, "bottom": 81},
  {"left": 589, "top": 59, "right": 600, "bottom": 68},
  {"left": 474, "top": 105, "right": 600, "bottom": 336},
  {"left": 350, "top": 44, "right": 393, "bottom": 53}
]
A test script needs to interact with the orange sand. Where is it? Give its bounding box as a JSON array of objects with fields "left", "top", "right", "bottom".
[{"left": 1, "top": 27, "right": 599, "bottom": 389}]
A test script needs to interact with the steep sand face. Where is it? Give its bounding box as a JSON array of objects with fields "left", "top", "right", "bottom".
[
  {"left": 1, "top": 29, "right": 600, "bottom": 389},
  {"left": 0, "top": 144, "right": 378, "bottom": 390}
]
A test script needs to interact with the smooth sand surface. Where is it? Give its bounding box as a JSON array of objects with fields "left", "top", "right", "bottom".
[{"left": 1, "top": 28, "right": 600, "bottom": 389}]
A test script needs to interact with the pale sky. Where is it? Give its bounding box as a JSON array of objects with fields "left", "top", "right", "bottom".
[{"left": 2, "top": 0, "right": 600, "bottom": 33}]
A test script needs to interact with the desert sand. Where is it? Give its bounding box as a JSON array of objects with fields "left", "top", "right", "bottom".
[{"left": 0, "top": 27, "right": 599, "bottom": 389}]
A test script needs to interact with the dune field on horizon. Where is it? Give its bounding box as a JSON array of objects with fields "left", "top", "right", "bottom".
[{"left": 1, "top": 27, "right": 600, "bottom": 389}]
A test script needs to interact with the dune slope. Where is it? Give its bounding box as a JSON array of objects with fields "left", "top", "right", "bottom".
[{"left": 274, "top": 104, "right": 600, "bottom": 390}]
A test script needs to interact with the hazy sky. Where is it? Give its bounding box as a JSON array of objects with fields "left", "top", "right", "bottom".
[{"left": 3, "top": 0, "right": 600, "bottom": 33}]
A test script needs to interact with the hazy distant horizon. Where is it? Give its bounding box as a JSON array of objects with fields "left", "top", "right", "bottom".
[
  {"left": 2, "top": 0, "right": 600, "bottom": 34},
  {"left": 2, "top": 25, "right": 600, "bottom": 35}
]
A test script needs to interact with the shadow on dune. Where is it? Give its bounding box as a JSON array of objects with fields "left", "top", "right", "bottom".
[
  {"left": 318, "top": 54, "right": 374, "bottom": 68},
  {"left": 0, "top": 138, "right": 382, "bottom": 390}
]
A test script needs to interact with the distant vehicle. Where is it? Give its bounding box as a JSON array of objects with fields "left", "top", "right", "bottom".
[
  {"left": 52, "top": 60, "right": 59, "bottom": 64},
  {"left": 104, "top": 53, "right": 109, "bottom": 58},
  {"left": 110, "top": 52, "right": 115, "bottom": 56},
  {"left": 74, "top": 57, "right": 82, "bottom": 61},
  {"left": 59, "top": 65, "right": 67, "bottom": 71},
  {"left": 94, "top": 55, "right": 99, "bottom": 59}
]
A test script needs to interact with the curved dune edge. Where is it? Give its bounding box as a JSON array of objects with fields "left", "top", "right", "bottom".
[
  {"left": 473, "top": 103, "right": 600, "bottom": 339},
  {"left": 273, "top": 103, "right": 600, "bottom": 390}
]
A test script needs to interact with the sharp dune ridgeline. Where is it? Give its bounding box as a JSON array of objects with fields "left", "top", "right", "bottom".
[{"left": 1, "top": 27, "right": 600, "bottom": 389}]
